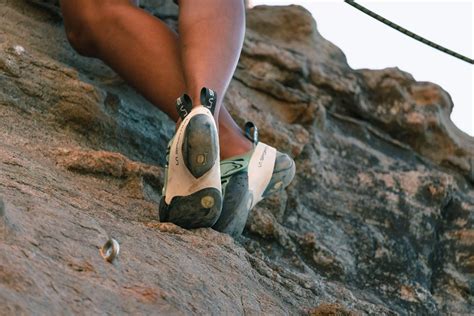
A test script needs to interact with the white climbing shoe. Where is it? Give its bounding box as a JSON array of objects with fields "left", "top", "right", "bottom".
[{"left": 159, "top": 88, "right": 222, "bottom": 228}]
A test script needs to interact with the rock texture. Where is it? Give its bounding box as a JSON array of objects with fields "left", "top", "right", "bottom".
[{"left": 1, "top": 1, "right": 473, "bottom": 315}]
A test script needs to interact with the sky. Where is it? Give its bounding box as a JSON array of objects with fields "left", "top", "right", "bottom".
[{"left": 250, "top": 0, "right": 474, "bottom": 136}]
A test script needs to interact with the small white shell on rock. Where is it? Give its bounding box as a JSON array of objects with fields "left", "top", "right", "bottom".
[{"left": 14, "top": 45, "right": 26, "bottom": 55}]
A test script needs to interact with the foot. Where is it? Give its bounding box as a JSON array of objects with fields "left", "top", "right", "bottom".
[
  {"left": 212, "top": 122, "right": 296, "bottom": 238},
  {"left": 159, "top": 88, "right": 223, "bottom": 229}
]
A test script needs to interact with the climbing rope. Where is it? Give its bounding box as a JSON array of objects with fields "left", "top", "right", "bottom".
[{"left": 344, "top": 0, "right": 474, "bottom": 65}]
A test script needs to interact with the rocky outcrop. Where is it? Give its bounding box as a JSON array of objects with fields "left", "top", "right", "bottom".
[{"left": 1, "top": 1, "right": 473, "bottom": 315}]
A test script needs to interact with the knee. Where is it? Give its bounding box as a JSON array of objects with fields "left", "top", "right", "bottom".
[
  {"left": 62, "top": 3, "right": 123, "bottom": 57},
  {"left": 63, "top": 8, "right": 101, "bottom": 57},
  {"left": 64, "top": 30, "right": 94, "bottom": 57}
]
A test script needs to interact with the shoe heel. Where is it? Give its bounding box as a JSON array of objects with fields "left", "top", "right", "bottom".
[
  {"left": 182, "top": 113, "right": 218, "bottom": 178},
  {"left": 159, "top": 187, "right": 222, "bottom": 229}
]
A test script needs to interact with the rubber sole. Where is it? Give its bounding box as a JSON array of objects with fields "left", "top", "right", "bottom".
[
  {"left": 262, "top": 152, "right": 296, "bottom": 198},
  {"left": 182, "top": 114, "right": 218, "bottom": 178},
  {"left": 212, "top": 172, "right": 252, "bottom": 238},
  {"left": 160, "top": 187, "right": 222, "bottom": 229}
]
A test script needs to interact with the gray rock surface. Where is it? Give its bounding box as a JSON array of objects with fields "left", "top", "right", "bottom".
[{"left": 1, "top": 1, "right": 473, "bottom": 315}]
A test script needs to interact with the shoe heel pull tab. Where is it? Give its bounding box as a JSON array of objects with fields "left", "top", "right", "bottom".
[
  {"left": 244, "top": 122, "right": 259, "bottom": 145},
  {"left": 176, "top": 94, "right": 193, "bottom": 120},
  {"left": 200, "top": 87, "right": 217, "bottom": 115}
]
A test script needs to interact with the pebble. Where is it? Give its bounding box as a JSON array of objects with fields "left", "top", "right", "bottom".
[{"left": 14, "top": 45, "right": 25, "bottom": 55}]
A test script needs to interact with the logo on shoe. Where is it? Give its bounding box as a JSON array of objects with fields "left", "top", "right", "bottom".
[
  {"left": 179, "top": 106, "right": 188, "bottom": 115},
  {"left": 177, "top": 98, "right": 189, "bottom": 117},
  {"left": 174, "top": 127, "right": 185, "bottom": 166},
  {"left": 206, "top": 90, "right": 215, "bottom": 109},
  {"left": 258, "top": 146, "right": 268, "bottom": 168}
]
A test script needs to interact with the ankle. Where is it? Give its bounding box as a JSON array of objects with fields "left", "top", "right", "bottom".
[{"left": 219, "top": 123, "right": 253, "bottom": 160}]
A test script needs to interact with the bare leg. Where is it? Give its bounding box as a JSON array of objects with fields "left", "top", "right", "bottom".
[
  {"left": 60, "top": 0, "right": 251, "bottom": 159},
  {"left": 178, "top": 0, "right": 244, "bottom": 116},
  {"left": 61, "top": 0, "right": 185, "bottom": 121},
  {"left": 178, "top": 0, "right": 252, "bottom": 158}
]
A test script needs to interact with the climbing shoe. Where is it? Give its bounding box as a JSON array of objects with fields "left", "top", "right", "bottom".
[
  {"left": 212, "top": 122, "right": 296, "bottom": 238},
  {"left": 159, "top": 88, "right": 222, "bottom": 229}
]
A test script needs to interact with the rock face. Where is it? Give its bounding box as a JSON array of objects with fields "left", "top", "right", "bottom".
[{"left": 1, "top": 1, "right": 473, "bottom": 315}]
